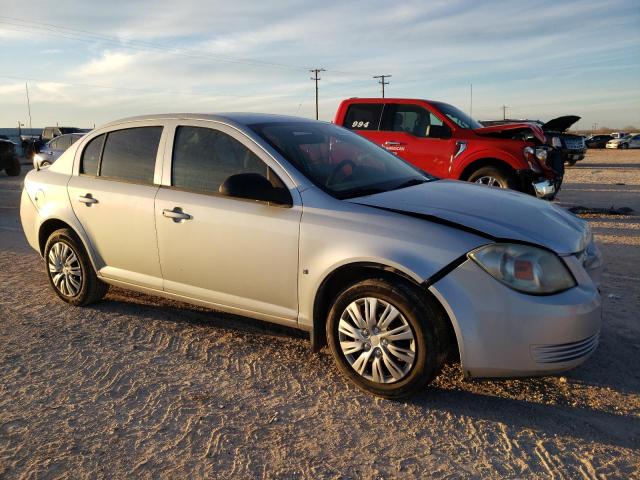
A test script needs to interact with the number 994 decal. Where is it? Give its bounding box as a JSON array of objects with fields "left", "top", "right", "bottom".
[{"left": 351, "top": 120, "right": 370, "bottom": 129}]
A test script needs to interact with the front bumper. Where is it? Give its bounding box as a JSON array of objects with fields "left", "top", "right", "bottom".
[
  {"left": 429, "top": 257, "right": 601, "bottom": 378},
  {"left": 562, "top": 148, "right": 586, "bottom": 162},
  {"left": 606, "top": 143, "right": 622, "bottom": 149}
]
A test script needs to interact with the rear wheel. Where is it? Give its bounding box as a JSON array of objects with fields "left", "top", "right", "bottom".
[
  {"left": 467, "top": 165, "right": 516, "bottom": 190},
  {"left": 326, "top": 278, "right": 448, "bottom": 398},
  {"left": 44, "top": 228, "right": 109, "bottom": 306},
  {"left": 5, "top": 157, "right": 20, "bottom": 176}
]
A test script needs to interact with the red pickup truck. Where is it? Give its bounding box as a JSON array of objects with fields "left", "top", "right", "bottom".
[{"left": 334, "top": 98, "right": 563, "bottom": 199}]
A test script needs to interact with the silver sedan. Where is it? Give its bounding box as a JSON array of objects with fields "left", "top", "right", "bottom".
[{"left": 21, "top": 113, "right": 602, "bottom": 398}]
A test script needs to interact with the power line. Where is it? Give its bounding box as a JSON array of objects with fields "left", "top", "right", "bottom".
[
  {"left": 373, "top": 75, "right": 391, "bottom": 98},
  {"left": 310, "top": 68, "right": 325, "bottom": 120}
]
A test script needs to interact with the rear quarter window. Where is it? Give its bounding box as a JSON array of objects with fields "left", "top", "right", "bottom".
[
  {"left": 343, "top": 104, "right": 383, "bottom": 131},
  {"left": 80, "top": 134, "right": 106, "bottom": 175}
]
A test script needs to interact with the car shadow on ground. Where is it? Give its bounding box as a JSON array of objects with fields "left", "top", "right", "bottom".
[
  {"left": 571, "top": 163, "right": 640, "bottom": 169},
  {"left": 81, "top": 286, "right": 640, "bottom": 452},
  {"left": 409, "top": 385, "right": 639, "bottom": 451}
]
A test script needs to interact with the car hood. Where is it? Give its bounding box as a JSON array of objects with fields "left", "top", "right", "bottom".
[
  {"left": 542, "top": 115, "right": 580, "bottom": 132},
  {"left": 474, "top": 122, "right": 546, "bottom": 143},
  {"left": 348, "top": 180, "right": 590, "bottom": 255}
]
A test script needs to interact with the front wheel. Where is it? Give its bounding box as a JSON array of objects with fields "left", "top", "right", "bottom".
[
  {"left": 5, "top": 157, "right": 20, "bottom": 176},
  {"left": 621, "top": 143, "right": 629, "bottom": 149},
  {"left": 467, "top": 165, "right": 516, "bottom": 190},
  {"left": 326, "top": 278, "right": 448, "bottom": 398}
]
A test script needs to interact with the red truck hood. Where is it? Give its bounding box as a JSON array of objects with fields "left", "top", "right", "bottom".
[{"left": 474, "top": 122, "right": 546, "bottom": 143}]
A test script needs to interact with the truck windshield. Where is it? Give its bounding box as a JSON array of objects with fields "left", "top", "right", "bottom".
[
  {"left": 431, "top": 101, "right": 483, "bottom": 130},
  {"left": 250, "top": 122, "right": 433, "bottom": 199}
]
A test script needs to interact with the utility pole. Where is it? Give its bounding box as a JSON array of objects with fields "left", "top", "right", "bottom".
[
  {"left": 501, "top": 105, "right": 509, "bottom": 121},
  {"left": 470, "top": 83, "right": 473, "bottom": 118},
  {"left": 373, "top": 75, "right": 391, "bottom": 98},
  {"left": 25, "top": 82, "right": 33, "bottom": 130},
  {"left": 310, "top": 68, "right": 325, "bottom": 120}
]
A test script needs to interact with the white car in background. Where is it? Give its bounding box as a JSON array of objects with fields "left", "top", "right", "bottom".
[
  {"left": 606, "top": 134, "right": 640, "bottom": 149},
  {"left": 35, "top": 133, "right": 85, "bottom": 166}
]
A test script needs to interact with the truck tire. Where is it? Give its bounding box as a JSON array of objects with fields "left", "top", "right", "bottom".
[
  {"left": 467, "top": 165, "right": 516, "bottom": 190},
  {"left": 5, "top": 157, "right": 21, "bottom": 176}
]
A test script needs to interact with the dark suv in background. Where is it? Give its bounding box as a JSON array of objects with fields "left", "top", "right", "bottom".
[
  {"left": 481, "top": 116, "right": 586, "bottom": 166},
  {"left": 0, "top": 136, "right": 20, "bottom": 176},
  {"left": 585, "top": 134, "right": 614, "bottom": 149}
]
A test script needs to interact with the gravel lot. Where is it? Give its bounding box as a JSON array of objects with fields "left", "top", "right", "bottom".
[{"left": 1, "top": 150, "right": 639, "bottom": 479}]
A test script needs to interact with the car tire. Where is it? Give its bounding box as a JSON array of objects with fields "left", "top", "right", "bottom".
[
  {"left": 467, "top": 165, "right": 516, "bottom": 190},
  {"left": 566, "top": 158, "right": 578, "bottom": 166},
  {"left": 326, "top": 278, "right": 449, "bottom": 399},
  {"left": 621, "top": 143, "right": 629, "bottom": 149},
  {"left": 44, "top": 228, "right": 109, "bottom": 306},
  {"left": 5, "top": 157, "right": 20, "bottom": 176}
]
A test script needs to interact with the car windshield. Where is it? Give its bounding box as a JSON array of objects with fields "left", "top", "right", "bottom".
[
  {"left": 250, "top": 122, "right": 434, "bottom": 199},
  {"left": 431, "top": 101, "right": 483, "bottom": 129}
]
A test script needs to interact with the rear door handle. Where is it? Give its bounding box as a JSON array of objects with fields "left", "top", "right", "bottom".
[
  {"left": 78, "top": 194, "right": 98, "bottom": 205},
  {"left": 162, "top": 208, "right": 192, "bottom": 221}
]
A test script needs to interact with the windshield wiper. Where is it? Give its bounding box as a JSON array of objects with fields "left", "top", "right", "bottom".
[{"left": 391, "top": 177, "right": 429, "bottom": 191}]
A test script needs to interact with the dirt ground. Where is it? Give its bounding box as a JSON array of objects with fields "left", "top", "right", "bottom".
[{"left": 0, "top": 150, "right": 638, "bottom": 479}]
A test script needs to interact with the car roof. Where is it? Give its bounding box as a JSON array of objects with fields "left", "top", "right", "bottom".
[{"left": 102, "top": 113, "right": 319, "bottom": 129}]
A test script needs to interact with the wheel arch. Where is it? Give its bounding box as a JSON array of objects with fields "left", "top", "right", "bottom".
[
  {"left": 38, "top": 218, "right": 101, "bottom": 273},
  {"left": 310, "top": 262, "right": 459, "bottom": 361},
  {"left": 458, "top": 157, "right": 517, "bottom": 181}
]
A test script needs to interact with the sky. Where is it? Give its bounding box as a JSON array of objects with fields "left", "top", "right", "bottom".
[{"left": 0, "top": 0, "right": 638, "bottom": 130}]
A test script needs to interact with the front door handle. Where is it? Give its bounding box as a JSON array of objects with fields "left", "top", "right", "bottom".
[
  {"left": 383, "top": 141, "right": 404, "bottom": 146},
  {"left": 162, "top": 207, "right": 192, "bottom": 221},
  {"left": 78, "top": 194, "right": 98, "bottom": 205}
]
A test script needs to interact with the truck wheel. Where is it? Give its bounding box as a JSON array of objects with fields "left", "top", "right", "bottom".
[
  {"left": 5, "top": 157, "right": 21, "bottom": 176},
  {"left": 468, "top": 166, "right": 516, "bottom": 190},
  {"left": 326, "top": 278, "right": 448, "bottom": 399},
  {"left": 44, "top": 228, "right": 109, "bottom": 306}
]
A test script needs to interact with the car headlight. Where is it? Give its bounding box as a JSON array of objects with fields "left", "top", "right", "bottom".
[
  {"left": 469, "top": 243, "right": 576, "bottom": 294},
  {"left": 551, "top": 136, "right": 562, "bottom": 148}
]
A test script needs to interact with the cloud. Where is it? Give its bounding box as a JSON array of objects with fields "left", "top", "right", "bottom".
[{"left": 75, "top": 51, "right": 135, "bottom": 76}]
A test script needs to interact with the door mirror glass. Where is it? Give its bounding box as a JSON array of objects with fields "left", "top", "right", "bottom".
[{"left": 219, "top": 173, "right": 292, "bottom": 206}]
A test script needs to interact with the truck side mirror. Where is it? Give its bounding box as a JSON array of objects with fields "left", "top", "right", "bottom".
[{"left": 426, "top": 124, "right": 452, "bottom": 139}]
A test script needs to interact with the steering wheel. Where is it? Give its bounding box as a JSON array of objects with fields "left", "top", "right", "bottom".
[{"left": 326, "top": 159, "right": 356, "bottom": 187}]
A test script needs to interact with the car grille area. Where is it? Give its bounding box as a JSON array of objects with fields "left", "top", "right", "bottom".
[
  {"left": 564, "top": 137, "right": 585, "bottom": 150},
  {"left": 531, "top": 333, "right": 599, "bottom": 364}
]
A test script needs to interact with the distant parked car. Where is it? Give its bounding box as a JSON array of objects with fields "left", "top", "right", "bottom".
[
  {"left": 35, "top": 133, "right": 85, "bottom": 165},
  {"left": 41, "top": 126, "right": 89, "bottom": 144},
  {"left": 0, "top": 137, "right": 20, "bottom": 176},
  {"left": 606, "top": 134, "right": 640, "bottom": 149},
  {"left": 585, "top": 134, "right": 614, "bottom": 149},
  {"left": 610, "top": 132, "right": 628, "bottom": 139}
]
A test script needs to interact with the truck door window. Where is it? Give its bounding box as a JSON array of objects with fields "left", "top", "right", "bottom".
[
  {"left": 380, "top": 105, "right": 442, "bottom": 137},
  {"left": 343, "top": 104, "right": 383, "bottom": 131}
]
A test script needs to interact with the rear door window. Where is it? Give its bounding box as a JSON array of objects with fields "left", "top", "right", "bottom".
[
  {"left": 343, "top": 104, "right": 383, "bottom": 131},
  {"left": 99, "top": 127, "right": 163, "bottom": 184},
  {"left": 171, "top": 126, "right": 283, "bottom": 196}
]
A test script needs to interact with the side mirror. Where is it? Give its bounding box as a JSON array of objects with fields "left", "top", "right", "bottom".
[
  {"left": 219, "top": 173, "right": 292, "bottom": 207},
  {"left": 426, "top": 124, "right": 451, "bottom": 139},
  {"left": 33, "top": 154, "right": 51, "bottom": 171}
]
